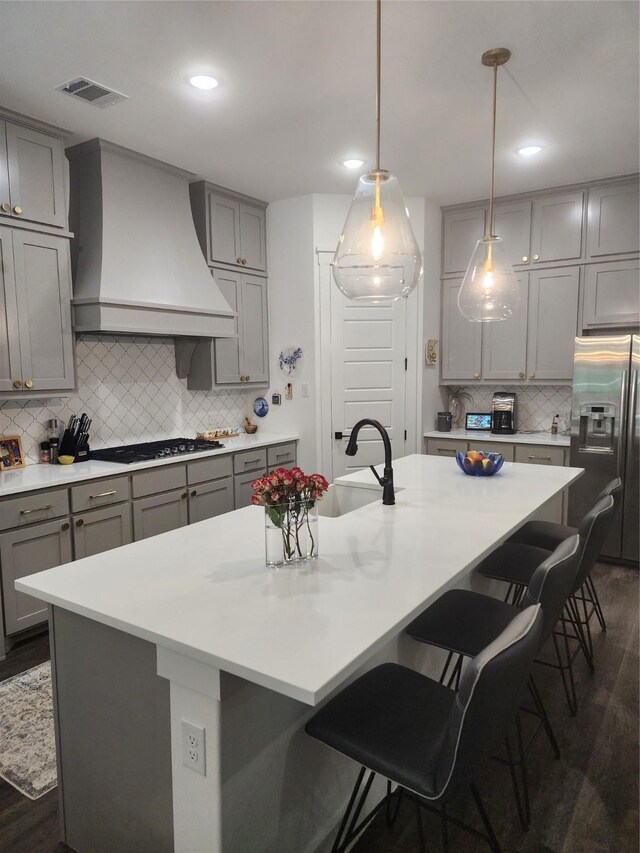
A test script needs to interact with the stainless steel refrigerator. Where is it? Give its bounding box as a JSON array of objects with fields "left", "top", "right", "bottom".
[{"left": 569, "top": 335, "right": 639, "bottom": 563}]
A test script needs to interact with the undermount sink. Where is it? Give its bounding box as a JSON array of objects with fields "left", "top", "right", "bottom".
[{"left": 317, "top": 483, "right": 401, "bottom": 518}]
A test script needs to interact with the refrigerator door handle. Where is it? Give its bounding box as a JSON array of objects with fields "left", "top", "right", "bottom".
[
  {"left": 618, "top": 370, "right": 628, "bottom": 476},
  {"left": 625, "top": 369, "right": 637, "bottom": 483}
]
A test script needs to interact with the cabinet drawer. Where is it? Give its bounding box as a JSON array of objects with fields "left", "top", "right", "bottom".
[
  {"left": 132, "top": 464, "right": 187, "bottom": 498},
  {"left": 468, "top": 442, "right": 515, "bottom": 462},
  {"left": 267, "top": 443, "right": 297, "bottom": 469},
  {"left": 0, "top": 487, "right": 69, "bottom": 531},
  {"left": 426, "top": 439, "right": 465, "bottom": 458},
  {"left": 233, "top": 448, "right": 267, "bottom": 475},
  {"left": 187, "top": 455, "right": 233, "bottom": 485},
  {"left": 71, "top": 476, "right": 130, "bottom": 513},
  {"left": 515, "top": 445, "right": 565, "bottom": 466}
]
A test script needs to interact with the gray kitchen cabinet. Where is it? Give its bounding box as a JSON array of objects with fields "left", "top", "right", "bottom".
[
  {"left": 73, "top": 503, "right": 133, "bottom": 560},
  {"left": 426, "top": 438, "right": 515, "bottom": 462},
  {"left": 440, "top": 278, "right": 482, "bottom": 381},
  {"left": 526, "top": 267, "right": 580, "bottom": 381},
  {"left": 0, "top": 227, "right": 74, "bottom": 395},
  {"left": 186, "top": 271, "right": 269, "bottom": 389},
  {"left": 188, "top": 477, "right": 234, "bottom": 524},
  {"left": 426, "top": 438, "right": 462, "bottom": 458},
  {"left": 442, "top": 207, "right": 485, "bottom": 274},
  {"left": 582, "top": 259, "right": 640, "bottom": 329},
  {"left": 0, "top": 118, "right": 67, "bottom": 229},
  {"left": 267, "top": 442, "right": 297, "bottom": 469},
  {"left": 234, "top": 470, "right": 265, "bottom": 509},
  {"left": 132, "top": 465, "right": 187, "bottom": 499},
  {"left": 0, "top": 517, "right": 72, "bottom": 634},
  {"left": 481, "top": 273, "right": 529, "bottom": 381},
  {"left": 515, "top": 444, "right": 566, "bottom": 523},
  {"left": 492, "top": 200, "right": 532, "bottom": 266},
  {"left": 587, "top": 181, "right": 640, "bottom": 258},
  {"left": 530, "top": 190, "right": 584, "bottom": 264},
  {"left": 233, "top": 448, "right": 267, "bottom": 475},
  {"left": 190, "top": 181, "right": 267, "bottom": 273},
  {"left": 133, "top": 488, "right": 189, "bottom": 541}
]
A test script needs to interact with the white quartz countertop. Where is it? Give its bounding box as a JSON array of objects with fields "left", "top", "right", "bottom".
[
  {"left": 0, "top": 432, "right": 299, "bottom": 498},
  {"left": 423, "top": 429, "right": 570, "bottom": 447},
  {"left": 17, "top": 454, "right": 582, "bottom": 706}
]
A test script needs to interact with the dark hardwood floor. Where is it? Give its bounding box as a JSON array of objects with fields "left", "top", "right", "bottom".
[{"left": 0, "top": 563, "right": 637, "bottom": 853}]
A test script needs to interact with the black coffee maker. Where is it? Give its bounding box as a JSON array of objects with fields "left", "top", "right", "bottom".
[{"left": 491, "top": 392, "right": 517, "bottom": 434}]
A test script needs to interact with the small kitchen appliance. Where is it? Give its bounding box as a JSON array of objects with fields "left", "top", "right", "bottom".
[
  {"left": 91, "top": 438, "right": 222, "bottom": 464},
  {"left": 465, "top": 412, "right": 492, "bottom": 431},
  {"left": 436, "top": 412, "right": 452, "bottom": 432},
  {"left": 491, "top": 392, "right": 517, "bottom": 435}
]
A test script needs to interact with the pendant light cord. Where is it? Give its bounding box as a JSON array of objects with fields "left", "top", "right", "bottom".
[
  {"left": 488, "top": 59, "right": 498, "bottom": 238},
  {"left": 375, "top": 0, "right": 381, "bottom": 171}
]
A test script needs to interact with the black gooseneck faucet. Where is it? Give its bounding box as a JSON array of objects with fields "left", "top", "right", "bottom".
[{"left": 345, "top": 419, "right": 395, "bottom": 506}]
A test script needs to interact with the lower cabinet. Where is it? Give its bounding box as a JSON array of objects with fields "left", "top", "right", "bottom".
[
  {"left": 514, "top": 445, "right": 566, "bottom": 523},
  {"left": 0, "top": 517, "right": 72, "bottom": 635},
  {"left": 188, "top": 477, "right": 234, "bottom": 523},
  {"left": 73, "top": 504, "right": 133, "bottom": 559},
  {"left": 132, "top": 488, "right": 189, "bottom": 541},
  {"left": 234, "top": 470, "right": 265, "bottom": 509},
  {"left": 426, "top": 438, "right": 462, "bottom": 458}
]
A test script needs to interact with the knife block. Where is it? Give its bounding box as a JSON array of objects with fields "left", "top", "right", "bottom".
[{"left": 74, "top": 443, "right": 90, "bottom": 463}]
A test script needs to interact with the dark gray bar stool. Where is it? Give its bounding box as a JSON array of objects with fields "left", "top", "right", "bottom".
[
  {"left": 306, "top": 605, "right": 544, "bottom": 853},
  {"left": 406, "top": 535, "right": 580, "bottom": 829}
]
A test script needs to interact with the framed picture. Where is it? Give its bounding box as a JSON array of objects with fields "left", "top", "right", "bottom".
[{"left": 0, "top": 435, "right": 25, "bottom": 471}]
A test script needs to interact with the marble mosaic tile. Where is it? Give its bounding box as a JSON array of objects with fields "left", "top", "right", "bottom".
[
  {"left": 450, "top": 384, "right": 573, "bottom": 432},
  {"left": 0, "top": 336, "right": 251, "bottom": 465}
]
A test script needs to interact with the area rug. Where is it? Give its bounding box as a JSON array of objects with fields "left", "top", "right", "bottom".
[{"left": 0, "top": 661, "right": 57, "bottom": 799}]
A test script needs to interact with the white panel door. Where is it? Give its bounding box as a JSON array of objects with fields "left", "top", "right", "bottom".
[{"left": 330, "top": 277, "right": 406, "bottom": 479}]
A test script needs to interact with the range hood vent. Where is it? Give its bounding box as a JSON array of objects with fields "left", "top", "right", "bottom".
[
  {"left": 56, "top": 77, "right": 129, "bottom": 109},
  {"left": 66, "top": 139, "right": 236, "bottom": 339}
]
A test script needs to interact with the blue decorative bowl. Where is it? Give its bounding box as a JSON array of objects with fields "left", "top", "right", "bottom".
[{"left": 456, "top": 450, "right": 504, "bottom": 477}]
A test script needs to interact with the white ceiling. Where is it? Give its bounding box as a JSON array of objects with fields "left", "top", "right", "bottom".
[{"left": 0, "top": 0, "right": 638, "bottom": 205}]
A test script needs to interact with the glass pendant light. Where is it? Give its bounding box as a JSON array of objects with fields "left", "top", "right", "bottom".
[
  {"left": 458, "top": 48, "right": 520, "bottom": 322},
  {"left": 332, "top": 0, "right": 421, "bottom": 302}
]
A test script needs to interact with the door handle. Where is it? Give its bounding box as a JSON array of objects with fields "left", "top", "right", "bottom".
[
  {"left": 334, "top": 432, "right": 351, "bottom": 440},
  {"left": 618, "top": 370, "right": 629, "bottom": 477},
  {"left": 624, "top": 370, "right": 637, "bottom": 482},
  {"left": 334, "top": 431, "right": 343, "bottom": 440}
]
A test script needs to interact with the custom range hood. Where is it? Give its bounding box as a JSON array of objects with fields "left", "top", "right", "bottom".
[{"left": 66, "top": 138, "right": 235, "bottom": 337}]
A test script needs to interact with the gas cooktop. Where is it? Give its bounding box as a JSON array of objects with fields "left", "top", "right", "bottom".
[{"left": 91, "top": 438, "right": 223, "bottom": 464}]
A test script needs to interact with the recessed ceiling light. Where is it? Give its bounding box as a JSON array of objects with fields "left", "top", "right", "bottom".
[
  {"left": 342, "top": 159, "right": 364, "bottom": 169},
  {"left": 518, "top": 146, "right": 542, "bottom": 157},
  {"left": 190, "top": 75, "right": 218, "bottom": 90}
]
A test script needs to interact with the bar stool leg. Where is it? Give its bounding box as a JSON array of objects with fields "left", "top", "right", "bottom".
[
  {"left": 441, "top": 802, "right": 450, "bottom": 853},
  {"left": 414, "top": 800, "right": 427, "bottom": 853},
  {"left": 504, "top": 732, "right": 529, "bottom": 831},
  {"left": 528, "top": 675, "right": 560, "bottom": 759},
  {"left": 586, "top": 574, "right": 607, "bottom": 632},
  {"left": 470, "top": 784, "right": 502, "bottom": 853}
]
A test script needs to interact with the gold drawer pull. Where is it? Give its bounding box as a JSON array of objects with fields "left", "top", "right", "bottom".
[
  {"left": 527, "top": 455, "right": 551, "bottom": 461},
  {"left": 20, "top": 504, "right": 54, "bottom": 515},
  {"left": 275, "top": 453, "right": 289, "bottom": 459},
  {"left": 1, "top": 202, "right": 10, "bottom": 213},
  {"left": 13, "top": 379, "right": 22, "bottom": 389},
  {"left": 89, "top": 490, "right": 117, "bottom": 499},
  {"left": 13, "top": 205, "right": 23, "bottom": 216},
  {"left": 25, "top": 379, "right": 33, "bottom": 389}
]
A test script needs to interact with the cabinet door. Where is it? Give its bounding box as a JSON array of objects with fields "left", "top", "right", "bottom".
[
  {"left": 0, "top": 518, "right": 72, "bottom": 634},
  {"left": 0, "top": 122, "right": 9, "bottom": 224},
  {"left": 442, "top": 208, "right": 485, "bottom": 274},
  {"left": 587, "top": 182, "right": 640, "bottom": 258},
  {"left": 481, "top": 274, "right": 529, "bottom": 381},
  {"left": 207, "top": 192, "right": 240, "bottom": 266},
  {"left": 132, "top": 488, "right": 188, "bottom": 541},
  {"left": 239, "top": 275, "right": 269, "bottom": 383},
  {"left": 188, "top": 477, "right": 234, "bottom": 523},
  {"left": 492, "top": 201, "right": 532, "bottom": 266},
  {"left": 5, "top": 122, "right": 66, "bottom": 228},
  {"left": 214, "top": 270, "right": 243, "bottom": 383},
  {"left": 73, "top": 504, "right": 133, "bottom": 560},
  {"left": 0, "top": 226, "right": 21, "bottom": 392},
  {"left": 239, "top": 204, "right": 266, "bottom": 272},
  {"left": 582, "top": 259, "right": 640, "bottom": 329},
  {"left": 234, "top": 470, "right": 265, "bottom": 509},
  {"left": 530, "top": 191, "right": 584, "bottom": 263},
  {"left": 12, "top": 231, "right": 75, "bottom": 391},
  {"left": 440, "top": 279, "right": 482, "bottom": 381},
  {"left": 514, "top": 445, "right": 565, "bottom": 523},
  {"left": 527, "top": 267, "right": 580, "bottom": 381}
]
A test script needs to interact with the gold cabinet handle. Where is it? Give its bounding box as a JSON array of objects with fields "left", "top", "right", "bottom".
[
  {"left": 473, "top": 372, "right": 480, "bottom": 379},
  {"left": 76, "top": 519, "right": 84, "bottom": 527},
  {"left": 242, "top": 258, "right": 247, "bottom": 265},
  {"left": 237, "top": 256, "right": 242, "bottom": 264},
  {"left": 89, "top": 490, "right": 117, "bottom": 499},
  {"left": 191, "top": 489, "right": 197, "bottom": 497},
  {"left": 521, "top": 256, "right": 528, "bottom": 263},
  {"left": 25, "top": 379, "right": 33, "bottom": 389},
  {"left": 527, "top": 455, "right": 551, "bottom": 461},
  {"left": 246, "top": 374, "right": 250, "bottom": 381},
  {"left": 13, "top": 379, "right": 22, "bottom": 389},
  {"left": 529, "top": 373, "right": 536, "bottom": 379},
  {"left": 1, "top": 202, "right": 10, "bottom": 213},
  {"left": 519, "top": 372, "right": 525, "bottom": 378},
  {"left": 20, "top": 504, "right": 53, "bottom": 515},
  {"left": 532, "top": 254, "right": 540, "bottom": 261},
  {"left": 61, "top": 522, "right": 70, "bottom": 531},
  {"left": 181, "top": 491, "right": 187, "bottom": 499},
  {"left": 13, "top": 205, "right": 23, "bottom": 216}
]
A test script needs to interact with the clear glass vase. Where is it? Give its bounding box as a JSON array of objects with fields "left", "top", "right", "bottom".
[{"left": 265, "top": 502, "right": 319, "bottom": 567}]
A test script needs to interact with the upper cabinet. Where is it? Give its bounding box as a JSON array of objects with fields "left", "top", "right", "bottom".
[
  {"left": 190, "top": 181, "right": 267, "bottom": 274},
  {"left": 530, "top": 190, "right": 584, "bottom": 264},
  {"left": 582, "top": 259, "right": 640, "bottom": 329},
  {"left": 440, "top": 278, "right": 482, "bottom": 381},
  {"left": 442, "top": 207, "right": 485, "bottom": 274},
  {"left": 526, "top": 267, "right": 580, "bottom": 381},
  {"left": 492, "top": 200, "right": 532, "bottom": 266},
  {"left": 587, "top": 181, "right": 640, "bottom": 258},
  {"left": 481, "top": 273, "right": 529, "bottom": 381},
  {"left": 0, "top": 117, "right": 67, "bottom": 230}
]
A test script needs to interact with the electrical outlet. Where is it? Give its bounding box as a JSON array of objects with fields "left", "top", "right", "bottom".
[{"left": 181, "top": 719, "right": 206, "bottom": 776}]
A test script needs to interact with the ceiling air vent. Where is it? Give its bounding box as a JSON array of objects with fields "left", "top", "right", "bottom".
[{"left": 56, "top": 77, "right": 128, "bottom": 109}]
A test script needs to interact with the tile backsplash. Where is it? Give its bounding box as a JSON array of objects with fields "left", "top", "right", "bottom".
[
  {"left": 440, "top": 384, "right": 573, "bottom": 432},
  {"left": 0, "top": 336, "right": 251, "bottom": 465}
]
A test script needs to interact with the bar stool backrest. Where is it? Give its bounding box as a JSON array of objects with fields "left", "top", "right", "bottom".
[
  {"left": 522, "top": 534, "right": 581, "bottom": 644},
  {"left": 596, "top": 477, "right": 623, "bottom": 506},
  {"left": 434, "top": 605, "right": 543, "bottom": 800},
  {"left": 573, "top": 495, "right": 616, "bottom": 593}
]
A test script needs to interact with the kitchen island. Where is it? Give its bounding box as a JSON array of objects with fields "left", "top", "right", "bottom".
[{"left": 17, "top": 454, "right": 582, "bottom": 853}]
